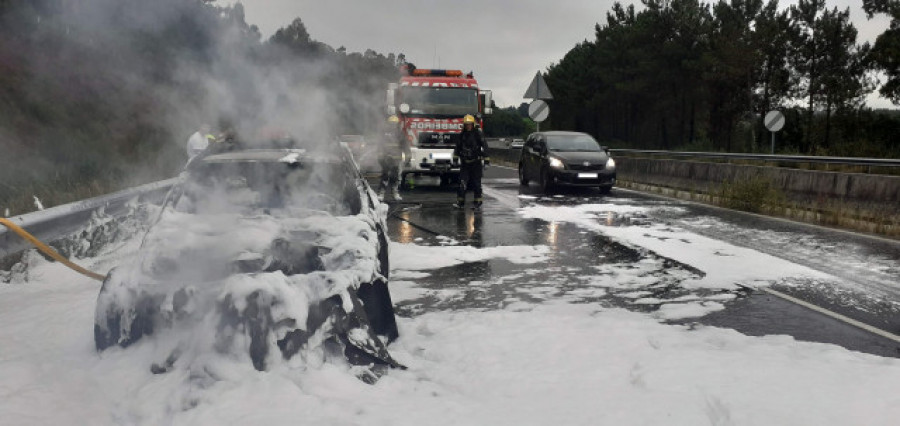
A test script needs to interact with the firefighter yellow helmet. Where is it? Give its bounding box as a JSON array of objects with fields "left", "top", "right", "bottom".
[
  {"left": 463, "top": 115, "right": 476, "bottom": 125},
  {"left": 388, "top": 115, "right": 400, "bottom": 123}
]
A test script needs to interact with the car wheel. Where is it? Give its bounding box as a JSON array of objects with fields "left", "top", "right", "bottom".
[
  {"left": 598, "top": 185, "right": 612, "bottom": 195},
  {"left": 539, "top": 167, "right": 554, "bottom": 193},
  {"left": 518, "top": 163, "right": 529, "bottom": 186},
  {"left": 357, "top": 279, "right": 399, "bottom": 343},
  {"left": 94, "top": 270, "right": 163, "bottom": 351}
]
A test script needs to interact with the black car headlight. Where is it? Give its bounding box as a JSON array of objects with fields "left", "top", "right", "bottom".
[
  {"left": 606, "top": 158, "right": 616, "bottom": 169},
  {"left": 549, "top": 156, "right": 565, "bottom": 169}
]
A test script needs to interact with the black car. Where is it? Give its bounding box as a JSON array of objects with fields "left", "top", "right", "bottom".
[
  {"left": 518, "top": 131, "right": 616, "bottom": 193},
  {"left": 94, "top": 144, "right": 402, "bottom": 375}
]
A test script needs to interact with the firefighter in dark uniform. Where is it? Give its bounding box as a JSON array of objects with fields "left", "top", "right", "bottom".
[
  {"left": 452, "top": 114, "right": 490, "bottom": 209},
  {"left": 378, "top": 115, "right": 409, "bottom": 201}
]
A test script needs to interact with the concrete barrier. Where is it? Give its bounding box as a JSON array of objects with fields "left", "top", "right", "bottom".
[
  {"left": 615, "top": 157, "right": 900, "bottom": 237},
  {"left": 486, "top": 147, "right": 521, "bottom": 167}
]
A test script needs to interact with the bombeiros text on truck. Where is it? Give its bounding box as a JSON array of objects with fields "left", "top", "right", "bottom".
[{"left": 386, "top": 63, "right": 492, "bottom": 185}]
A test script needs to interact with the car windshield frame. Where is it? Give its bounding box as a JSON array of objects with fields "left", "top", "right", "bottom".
[
  {"left": 546, "top": 134, "right": 603, "bottom": 152},
  {"left": 399, "top": 86, "right": 479, "bottom": 117},
  {"left": 177, "top": 157, "right": 361, "bottom": 216}
]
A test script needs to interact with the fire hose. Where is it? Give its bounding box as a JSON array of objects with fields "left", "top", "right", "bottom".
[{"left": 0, "top": 217, "right": 107, "bottom": 281}]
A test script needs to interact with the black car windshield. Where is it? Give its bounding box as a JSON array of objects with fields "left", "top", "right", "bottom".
[
  {"left": 546, "top": 135, "right": 603, "bottom": 152},
  {"left": 176, "top": 160, "right": 361, "bottom": 216},
  {"left": 400, "top": 86, "right": 478, "bottom": 116}
]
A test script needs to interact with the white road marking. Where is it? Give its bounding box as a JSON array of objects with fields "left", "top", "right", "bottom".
[
  {"left": 482, "top": 185, "right": 521, "bottom": 211},
  {"left": 759, "top": 286, "right": 900, "bottom": 344},
  {"left": 484, "top": 176, "right": 900, "bottom": 345}
]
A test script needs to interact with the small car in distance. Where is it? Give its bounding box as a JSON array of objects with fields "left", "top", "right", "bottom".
[
  {"left": 508, "top": 138, "right": 525, "bottom": 149},
  {"left": 518, "top": 131, "right": 616, "bottom": 193}
]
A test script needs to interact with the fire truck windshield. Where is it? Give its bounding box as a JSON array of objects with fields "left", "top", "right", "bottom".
[{"left": 400, "top": 86, "right": 478, "bottom": 116}]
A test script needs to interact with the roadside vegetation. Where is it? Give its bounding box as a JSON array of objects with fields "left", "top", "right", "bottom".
[
  {"left": 717, "top": 175, "right": 785, "bottom": 214},
  {"left": 483, "top": 104, "right": 536, "bottom": 139},
  {"left": 542, "top": 0, "right": 900, "bottom": 159},
  {"left": 0, "top": 0, "right": 400, "bottom": 216}
]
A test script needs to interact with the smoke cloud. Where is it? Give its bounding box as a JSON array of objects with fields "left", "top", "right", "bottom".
[{"left": 0, "top": 0, "right": 399, "bottom": 215}]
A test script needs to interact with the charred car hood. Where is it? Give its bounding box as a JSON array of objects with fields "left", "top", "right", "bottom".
[{"left": 135, "top": 208, "right": 381, "bottom": 289}]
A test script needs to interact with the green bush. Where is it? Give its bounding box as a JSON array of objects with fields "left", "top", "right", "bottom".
[{"left": 717, "top": 175, "right": 785, "bottom": 213}]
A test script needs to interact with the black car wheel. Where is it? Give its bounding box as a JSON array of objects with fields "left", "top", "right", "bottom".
[
  {"left": 539, "top": 167, "right": 554, "bottom": 193},
  {"left": 599, "top": 185, "right": 612, "bottom": 195},
  {"left": 518, "top": 163, "right": 529, "bottom": 186}
]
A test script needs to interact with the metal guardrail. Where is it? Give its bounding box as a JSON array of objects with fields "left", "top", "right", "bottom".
[
  {"left": 608, "top": 149, "right": 900, "bottom": 168},
  {"left": 0, "top": 178, "right": 177, "bottom": 261},
  {"left": 483, "top": 145, "right": 900, "bottom": 174},
  {"left": 3, "top": 148, "right": 894, "bottom": 262}
]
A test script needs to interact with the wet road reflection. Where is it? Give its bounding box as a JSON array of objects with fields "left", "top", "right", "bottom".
[{"left": 379, "top": 168, "right": 900, "bottom": 358}]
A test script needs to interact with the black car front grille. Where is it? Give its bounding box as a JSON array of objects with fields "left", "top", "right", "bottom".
[{"left": 567, "top": 162, "right": 606, "bottom": 171}]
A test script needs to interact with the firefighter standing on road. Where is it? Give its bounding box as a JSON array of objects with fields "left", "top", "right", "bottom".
[
  {"left": 378, "top": 115, "right": 409, "bottom": 201},
  {"left": 452, "top": 114, "right": 490, "bottom": 209}
]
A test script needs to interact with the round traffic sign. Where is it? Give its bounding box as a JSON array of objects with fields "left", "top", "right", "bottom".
[
  {"left": 764, "top": 110, "right": 785, "bottom": 132},
  {"left": 528, "top": 100, "right": 550, "bottom": 122}
]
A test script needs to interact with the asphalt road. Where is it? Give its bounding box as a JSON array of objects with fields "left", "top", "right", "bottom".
[{"left": 374, "top": 165, "right": 900, "bottom": 359}]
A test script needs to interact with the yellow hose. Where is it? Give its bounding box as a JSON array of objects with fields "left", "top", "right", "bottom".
[{"left": 0, "top": 217, "right": 107, "bottom": 281}]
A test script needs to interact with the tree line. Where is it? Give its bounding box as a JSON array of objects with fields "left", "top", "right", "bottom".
[
  {"left": 0, "top": 0, "right": 401, "bottom": 215},
  {"left": 543, "top": 0, "right": 900, "bottom": 157},
  {"left": 483, "top": 103, "right": 536, "bottom": 138}
]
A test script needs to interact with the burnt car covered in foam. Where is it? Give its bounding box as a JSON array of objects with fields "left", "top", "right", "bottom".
[{"left": 93, "top": 143, "right": 401, "bottom": 373}]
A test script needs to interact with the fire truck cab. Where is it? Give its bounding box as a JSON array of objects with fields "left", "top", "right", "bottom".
[{"left": 386, "top": 64, "right": 492, "bottom": 185}]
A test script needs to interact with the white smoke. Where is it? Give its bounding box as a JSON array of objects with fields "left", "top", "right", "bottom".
[{"left": 0, "top": 0, "right": 399, "bottom": 215}]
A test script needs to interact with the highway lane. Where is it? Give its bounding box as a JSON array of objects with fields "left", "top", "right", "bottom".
[{"left": 378, "top": 165, "right": 900, "bottom": 358}]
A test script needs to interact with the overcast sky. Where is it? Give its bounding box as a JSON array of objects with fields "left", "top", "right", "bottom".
[{"left": 235, "top": 0, "right": 894, "bottom": 108}]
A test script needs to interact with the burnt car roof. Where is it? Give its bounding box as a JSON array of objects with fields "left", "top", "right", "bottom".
[
  {"left": 190, "top": 149, "right": 352, "bottom": 172},
  {"left": 199, "top": 149, "right": 336, "bottom": 163}
]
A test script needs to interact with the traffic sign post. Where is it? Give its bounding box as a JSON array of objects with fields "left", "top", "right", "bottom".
[
  {"left": 764, "top": 110, "right": 785, "bottom": 154},
  {"left": 524, "top": 72, "right": 553, "bottom": 131},
  {"left": 524, "top": 72, "right": 553, "bottom": 100},
  {"left": 528, "top": 100, "right": 549, "bottom": 131}
]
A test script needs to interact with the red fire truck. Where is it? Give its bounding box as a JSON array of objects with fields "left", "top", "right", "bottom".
[{"left": 386, "top": 64, "right": 492, "bottom": 185}]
